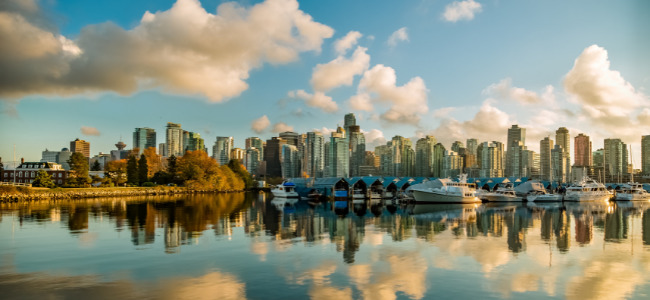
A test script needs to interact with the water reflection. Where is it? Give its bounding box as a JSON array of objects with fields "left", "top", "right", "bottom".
[{"left": 2, "top": 195, "right": 650, "bottom": 299}]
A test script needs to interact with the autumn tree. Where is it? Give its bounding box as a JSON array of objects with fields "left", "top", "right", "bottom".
[
  {"left": 126, "top": 155, "right": 138, "bottom": 186},
  {"left": 227, "top": 159, "right": 253, "bottom": 189},
  {"left": 143, "top": 147, "right": 162, "bottom": 178},
  {"left": 138, "top": 154, "right": 148, "bottom": 184},
  {"left": 105, "top": 159, "right": 127, "bottom": 186},
  {"left": 32, "top": 169, "right": 55, "bottom": 188},
  {"left": 67, "top": 152, "right": 90, "bottom": 186}
]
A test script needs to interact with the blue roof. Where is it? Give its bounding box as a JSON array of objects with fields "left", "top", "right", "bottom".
[{"left": 362, "top": 177, "right": 383, "bottom": 186}]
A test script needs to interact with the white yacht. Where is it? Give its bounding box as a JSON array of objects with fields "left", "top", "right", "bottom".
[
  {"left": 563, "top": 176, "right": 611, "bottom": 202},
  {"left": 615, "top": 183, "right": 650, "bottom": 201},
  {"left": 271, "top": 181, "right": 300, "bottom": 199},
  {"left": 411, "top": 174, "right": 481, "bottom": 204},
  {"left": 526, "top": 190, "right": 563, "bottom": 202},
  {"left": 480, "top": 183, "right": 522, "bottom": 202}
]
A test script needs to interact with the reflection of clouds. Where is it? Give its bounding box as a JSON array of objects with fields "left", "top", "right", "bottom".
[
  {"left": 566, "top": 260, "right": 643, "bottom": 300},
  {"left": 78, "top": 232, "right": 98, "bottom": 248},
  {"left": 250, "top": 240, "right": 268, "bottom": 262},
  {"left": 159, "top": 272, "right": 247, "bottom": 300},
  {"left": 434, "top": 233, "right": 511, "bottom": 273},
  {"left": 353, "top": 249, "right": 428, "bottom": 300}
]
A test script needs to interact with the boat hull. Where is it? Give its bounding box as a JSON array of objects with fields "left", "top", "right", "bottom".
[
  {"left": 528, "top": 194, "right": 563, "bottom": 202},
  {"left": 563, "top": 193, "right": 610, "bottom": 202},
  {"left": 614, "top": 194, "right": 650, "bottom": 201},
  {"left": 482, "top": 194, "right": 522, "bottom": 202},
  {"left": 271, "top": 191, "right": 300, "bottom": 199},
  {"left": 412, "top": 189, "right": 481, "bottom": 204}
]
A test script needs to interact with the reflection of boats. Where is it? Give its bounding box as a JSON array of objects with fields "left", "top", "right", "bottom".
[
  {"left": 411, "top": 174, "right": 480, "bottom": 204},
  {"left": 307, "top": 189, "right": 323, "bottom": 199},
  {"left": 564, "top": 176, "right": 610, "bottom": 202},
  {"left": 271, "top": 181, "right": 299, "bottom": 199},
  {"left": 352, "top": 188, "right": 366, "bottom": 199},
  {"left": 408, "top": 203, "right": 479, "bottom": 222},
  {"left": 614, "top": 183, "right": 650, "bottom": 201},
  {"left": 480, "top": 183, "right": 522, "bottom": 202},
  {"left": 527, "top": 190, "right": 563, "bottom": 202},
  {"left": 271, "top": 198, "right": 298, "bottom": 212}
]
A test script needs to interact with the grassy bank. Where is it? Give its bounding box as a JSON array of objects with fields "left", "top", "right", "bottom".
[{"left": 0, "top": 185, "right": 243, "bottom": 202}]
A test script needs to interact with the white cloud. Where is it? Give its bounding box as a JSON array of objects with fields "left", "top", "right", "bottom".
[
  {"left": 0, "top": 0, "right": 334, "bottom": 102},
  {"left": 251, "top": 115, "right": 271, "bottom": 133},
  {"left": 313, "top": 127, "right": 336, "bottom": 137},
  {"left": 353, "top": 64, "right": 429, "bottom": 125},
  {"left": 272, "top": 122, "right": 294, "bottom": 133},
  {"left": 387, "top": 27, "right": 408, "bottom": 47},
  {"left": 483, "top": 78, "right": 542, "bottom": 104},
  {"left": 289, "top": 89, "right": 338, "bottom": 113},
  {"left": 362, "top": 129, "right": 387, "bottom": 149},
  {"left": 349, "top": 93, "right": 373, "bottom": 111},
  {"left": 442, "top": 0, "right": 482, "bottom": 22},
  {"left": 333, "top": 31, "right": 362, "bottom": 55},
  {"left": 80, "top": 126, "right": 100, "bottom": 136},
  {"left": 311, "top": 46, "right": 370, "bottom": 92}
]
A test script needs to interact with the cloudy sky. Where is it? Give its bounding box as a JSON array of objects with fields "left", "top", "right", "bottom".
[{"left": 1, "top": 0, "right": 649, "bottom": 165}]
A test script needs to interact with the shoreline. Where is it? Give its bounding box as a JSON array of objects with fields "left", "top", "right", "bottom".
[{"left": 0, "top": 186, "right": 248, "bottom": 202}]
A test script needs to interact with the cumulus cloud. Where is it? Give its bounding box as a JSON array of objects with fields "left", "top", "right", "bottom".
[
  {"left": 288, "top": 89, "right": 338, "bottom": 113},
  {"left": 442, "top": 0, "right": 482, "bottom": 22},
  {"left": 352, "top": 64, "right": 429, "bottom": 125},
  {"left": 564, "top": 45, "right": 648, "bottom": 127},
  {"left": 0, "top": 0, "right": 334, "bottom": 102},
  {"left": 387, "top": 27, "right": 408, "bottom": 47},
  {"left": 483, "top": 78, "right": 543, "bottom": 104},
  {"left": 333, "top": 31, "right": 362, "bottom": 55},
  {"left": 362, "top": 129, "right": 387, "bottom": 149},
  {"left": 251, "top": 115, "right": 271, "bottom": 133},
  {"left": 311, "top": 46, "right": 370, "bottom": 92},
  {"left": 313, "top": 127, "right": 336, "bottom": 137},
  {"left": 80, "top": 126, "right": 101, "bottom": 136},
  {"left": 272, "top": 122, "right": 294, "bottom": 133},
  {"left": 349, "top": 93, "right": 373, "bottom": 111}
]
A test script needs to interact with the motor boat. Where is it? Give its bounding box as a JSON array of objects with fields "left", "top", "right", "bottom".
[
  {"left": 410, "top": 174, "right": 480, "bottom": 204},
  {"left": 479, "top": 183, "right": 522, "bottom": 202},
  {"left": 527, "top": 190, "right": 563, "bottom": 202},
  {"left": 563, "top": 176, "right": 610, "bottom": 202},
  {"left": 271, "top": 181, "right": 299, "bottom": 199},
  {"left": 615, "top": 183, "right": 650, "bottom": 201}
]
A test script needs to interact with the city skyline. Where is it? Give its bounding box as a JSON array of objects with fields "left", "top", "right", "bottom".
[{"left": 1, "top": 0, "right": 649, "bottom": 165}]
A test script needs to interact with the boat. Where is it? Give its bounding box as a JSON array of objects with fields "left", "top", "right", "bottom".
[
  {"left": 563, "top": 176, "right": 611, "bottom": 202},
  {"left": 480, "top": 183, "right": 522, "bottom": 202},
  {"left": 352, "top": 188, "right": 366, "bottom": 199},
  {"left": 271, "top": 181, "right": 299, "bottom": 199},
  {"left": 526, "top": 190, "right": 563, "bottom": 202},
  {"left": 410, "top": 174, "right": 481, "bottom": 204},
  {"left": 614, "top": 183, "right": 650, "bottom": 201}
]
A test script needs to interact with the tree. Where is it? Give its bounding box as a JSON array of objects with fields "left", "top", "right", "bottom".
[
  {"left": 143, "top": 147, "right": 162, "bottom": 178},
  {"left": 68, "top": 152, "right": 90, "bottom": 186},
  {"left": 0, "top": 158, "right": 4, "bottom": 181},
  {"left": 227, "top": 159, "right": 253, "bottom": 189},
  {"left": 105, "top": 159, "right": 127, "bottom": 186},
  {"left": 138, "top": 154, "right": 148, "bottom": 185},
  {"left": 32, "top": 169, "right": 55, "bottom": 188},
  {"left": 167, "top": 155, "right": 179, "bottom": 184},
  {"left": 126, "top": 155, "right": 138, "bottom": 186},
  {"left": 91, "top": 160, "right": 101, "bottom": 171}
]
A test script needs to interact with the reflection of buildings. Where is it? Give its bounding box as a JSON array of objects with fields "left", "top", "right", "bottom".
[
  {"left": 574, "top": 215, "right": 593, "bottom": 245},
  {"left": 644, "top": 209, "right": 650, "bottom": 245}
]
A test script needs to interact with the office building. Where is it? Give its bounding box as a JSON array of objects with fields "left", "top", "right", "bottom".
[
  {"left": 281, "top": 144, "right": 300, "bottom": 178},
  {"left": 415, "top": 136, "right": 436, "bottom": 177},
  {"left": 556, "top": 127, "right": 571, "bottom": 178},
  {"left": 642, "top": 136, "right": 650, "bottom": 176},
  {"left": 70, "top": 138, "right": 90, "bottom": 158},
  {"left": 304, "top": 132, "right": 324, "bottom": 178},
  {"left": 574, "top": 133, "right": 592, "bottom": 167},
  {"left": 244, "top": 148, "right": 261, "bottom": 176},
  {"left": 551, "top": 144, "right": 567, "bottom": 183},
  {"left": 604, "top": 138, "right": 628, "bottom": 181},
  {"left": 328, "top": 128, "right": 349, "bottom": 178},
  {"left": 506, "top": 125, "right": 526, "bottom": 177},
  {"left": 133, "top": 128, "right": 156, "bottom": 154},
  {"left": 183, "top": 131, "right": 205, "bottom": 152},
  {"left": 246, "top": 137, "right": 264, "bottom": 158},
  {"left": 264, "top": 137, "right": 286, "bottom": 178},
  {"left": 348, "top": 125, "right": 366, "bottom": 177},
  {"left": 166, "top": 122, "right": 184, "bottom": 157},
  {"left": 213, "top": 136, "right": 234, "bottom": 165},
  {"left": 478, "top": 141, "right": 504, "bottom": 178},
  {"left": 540, "top": 137, "right": 554, "bottom": 181}
]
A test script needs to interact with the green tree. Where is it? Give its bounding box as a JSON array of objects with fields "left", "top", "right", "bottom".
[
  {"left": 138, "top": 154, "right": 148, "bottom": 185},
  {"left": 167, "top": 155, "right": 179, "bottom": 184},
  {"left": 91, "top": 160, "right": 101, "bottom": 171},
  {"left": 227, "top": 159, "right": 253, "bottom": 189},
  {"left": 68, "top": 152, "right": 90, "bottom": 187},
  {"left": 32, "top": 169, "right": 55, "bottom": 188},
  {"left": 126, "top": 155, "right": 138, "bottom": 186}
]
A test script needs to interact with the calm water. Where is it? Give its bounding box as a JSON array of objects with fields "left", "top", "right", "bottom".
[{"left": 1, "top": 193, "right": 650, "bottom": 299}]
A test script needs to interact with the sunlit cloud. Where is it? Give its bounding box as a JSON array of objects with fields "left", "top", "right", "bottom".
[
  {"left": 442, "top": 0, "right": 483, "bottom": 22},
  {"left": 80, "top": 126, "right": 101, "bottom": 136},
  {"left": 288, "top": 89, "right": 339, "bottom": 113},
  {"left": 334, "top": 31, "right": 362, "bottom": 55},
  {"left": 272, "top": 122, "right": 294, "bottom": 133},
  {"left": 251, "top": 115, "right": 271, "bottom": 134},
  {"left": 311, "top": 46, "right": 370, "bottom": 92},
  {"left": 387, "top": 27, "right": 408, "bottom": 47}
]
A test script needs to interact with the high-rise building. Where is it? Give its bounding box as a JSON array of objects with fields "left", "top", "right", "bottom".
[
  {"left": 304, "top": 132, "right": 324, "bottom": 178},
  {"left": 281, "top": 144, "right": 300, "bottom": 179},
  {"left": 506, "top": 125, "right": 526, "bottom": 177},
  {"left": 70, "top": 138, "right": 90, "bottom": 158},
  {"left": 166, "top": 122, "right": 184, "bottom": 157},
  {"left": 443, "top": 150, "right": 464, "bottom": 178},
  {"left": 433, "top": 143, "right": 446, "bottom": 177},
  {"left": 574, "top": 133, "right": 592, "bottom": 167},
  {"left": 245, "top": 137, "right": 264, "bottom": 157},
  {"left": 344, "top": 113, "right": 356, "bottom": 137},
  {"left": 359, "top": 151, "right": 378, "bottom": 176},
  {"left": 230, "top": 148, "right": 245, "bottom": 161},
  {"left": 158, "top": 143, "right": 166, "bottom": 157},
  {"left": 642, "top": 136, "right": 650, "bottom": 176},
  {"left": 183, "top": 131, "right": 205, "bottom": 152},
  {"left": 348, "top": 125, "right": 366, "bottom": 177},
  {"left": 264, "top": 137, "right": 286, "bottom": 178},
  {"left": 478, "top": 141, "right": 504, "bottom": 178},
  {"left": 328, "top": 129, "right": 349, "bottom": 178},
  {"left": 212, "top": 136, "right": 233, "bottom": 165},
  {"left": 593, "top": 149, "right": 604, "bottom": 168},
  {"left": 551, "top": 144, "right": 567, "bottom": 183},
  {"left": 388, "top": 136, "right": 413, "bottom": 177},
  {"left": 466, "top": 138, "right": 478, "bottom": 157},
  {"left": 244, "top": 148, "right": 261, "bottom": 176},
  {"left": 375, "top": 145, "right": 391, "bottom": 176},
  {"left": 604, "top": 138, "right": 628, "bottom": 181},
  {"left": 540, "top": 137, "right": 554, "bottom": 181},
  {"left": 133, "top": 128, "right": 156, "bottom": 154},
  {"left": 279, "top": 131, "right": 299, "bottom": 147},
  {"left": 556, "top": 127, "right": 571, "bottom": 178},
  {"left": 451, "top": 141, "right": 464, "bottom": 153},
  {"left": 415, "top": 136, "right": 436, "bottom": 177}
]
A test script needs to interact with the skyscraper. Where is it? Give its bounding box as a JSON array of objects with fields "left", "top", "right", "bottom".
[
  {"left": 574, "top": 133, "right": 592, "bottom": 167},
  {"left": 264, "top": 137, "right": 286, "bottom": 178},
  {"left": 328, "top": 129, "right": 349, "bottom": 177},
  {"left": 643, "top": 136, "right": 650, "bottom": 176},
  {"left": 388, "top": 136, "right": 414, "bottom": 177},
  {"left": 244, "top": 147, "right": 261, "bottom": 176},
  {"left": 70, "top": 138, "right": 90, "bottom": 158},
  {"left": 281, "top": 144, "right": 300, "bottom": 179},
  {"left": 133, "top": 128, "right": 156, "bottom": 154},
  {"left": 433, "top": 143, "right": 446, "bottom": 177},
  {"left": 466, "top": 138, "right": 478, "bottom": 156},
  {"left": 479, "top": 141, "right": 504, "bottom": 178},
  {"left": 348, "top": 125, "right": 366, "bottom": 177},
  {"left": 506, "top": 125, "right": 526, "bottom": 177},
  {"left": 304, "top": 132, "right": 324, "bottom": 178},
  {"left": 279, "top": 131, "right": 299, "bottom": 147},
  {"left": 344, "top": 113, "right": 356, "bottom": 139},
  {"left": 604, "top": 138, "right": 628, "bottom": 181},
  {"left": 415, "top": 136, "right": 436, "bottom": 177},
  {"left": 451, "top": 141, "right": 464, "bottom": 153},
  {"left": 540, "top": 137, "right": 554, "bottom": 181},
  {"left": 166, "top": 122, "right": 184, "bottom": 157},
  {"left": 443, "top": 150, "right": 463, "bottom": 178},
  {"left": 556, "top": 127, "right": 571, "bottom": 178},
  {"left": 212, "top": 136, "right": 233, "bottom": 165},
  {"left": 551, "top": 144, "right": 567, "bottom": 183},
  {"left": 246, "top": 137, "right": 264, "bottom": 158},
  {"left": 183, "top": 131, "right": 205, "bottom": 152}
]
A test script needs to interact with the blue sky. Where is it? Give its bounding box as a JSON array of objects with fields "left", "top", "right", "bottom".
[{"left": 1, "top": 0, "right": 649, "bottom": 165}]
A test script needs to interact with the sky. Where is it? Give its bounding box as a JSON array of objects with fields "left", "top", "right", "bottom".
[{"left": 1, "top": 0, "right": 649, "bottom": 166}]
